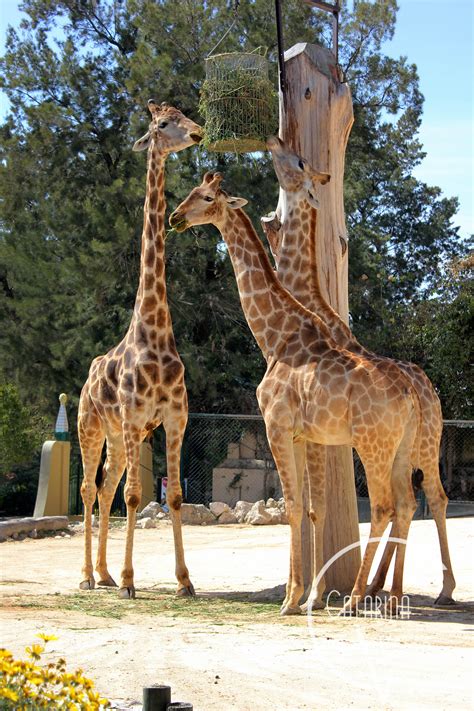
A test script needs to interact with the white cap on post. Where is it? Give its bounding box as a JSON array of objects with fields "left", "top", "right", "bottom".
[{"left": 54, "top": 393, "right": 69, "bottom": 441}]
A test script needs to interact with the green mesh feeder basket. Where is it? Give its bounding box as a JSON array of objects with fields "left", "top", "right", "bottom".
[{"left": 199, "top": 52, "right": 278, "bottom": 153}]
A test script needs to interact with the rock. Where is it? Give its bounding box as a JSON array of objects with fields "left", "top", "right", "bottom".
[
  {"left": 180, "top": 503, "right": 216, "bottom": 525},
  {"left": 266, "top": 498, "right": 279, "bottom": 509},
  {"left": 245, "top": 500, "right": 272, "bottom": 525},
  {"left": 209, "top": 501, "right": 230, "bottom": 518},
  {"left": 138, "top": 502, "right": 163, "bottom": 520},
  {"left": 266, "top": 507, "right": 282, "bottom": 524},
  {"left": 218, "top": 510, "right": 238, "bottom": 524},
  {"left": 156, "top": 512, "right": 168, "bottom": 520},
  {"left": 0, "top": 515, "right": 70, "bottom": 540},
  {"left": 29, "top": 529, "right": 38, "bottom": 539},
  {"left": 233, "top": 501, "right": 253, "bottom": 523},
  {"left": 136, "top": 517, "right": 156, "bottom": 529},
  {"left": 275, "top": 498, "right": 288, "bottom": 523}
]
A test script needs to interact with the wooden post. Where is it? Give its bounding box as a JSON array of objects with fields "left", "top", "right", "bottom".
[{"left": 279, "top": 43, "right": 360, "bottom": 592}]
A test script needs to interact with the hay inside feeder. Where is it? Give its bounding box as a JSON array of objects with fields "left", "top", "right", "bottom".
[{"left": 199, "top": 52, "right": 278, "bottom": 153}]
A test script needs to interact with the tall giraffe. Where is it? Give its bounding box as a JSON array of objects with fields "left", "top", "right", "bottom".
[
  {"left": 170, "top": 172, "right": 422, "bottom": 615},
  {"left": 78, "top": 101, "right": 202, "bottom": 599},
  {"left": 263, "top": 136, "right": 456, "bottom": 606}
]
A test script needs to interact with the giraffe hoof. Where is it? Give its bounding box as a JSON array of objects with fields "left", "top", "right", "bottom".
[
  {"left": 97, "top": 576, "right": 118, "bottom": 588},
  {"left": 280, "top": 605, "right": 302, "bottom": 616},
  {"left": 79, "top": 578, "right": 95, "bottom": 590},
  {"left": 176, "top": 583, "right": 196, "bottom": 598},
  {"left": 301, "top": 599, "right": 325, "bottom": 613},
  {"left": 118, "top": 586, "right": 136, "bottom": 599},
  {"left": 434, "top": 594, "right": 456, "bottom": 607}
]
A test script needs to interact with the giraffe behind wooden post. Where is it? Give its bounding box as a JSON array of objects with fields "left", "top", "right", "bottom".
[
  {"left": 170, "top": 172, "right": 423, "bottom": 615},
  {"left": 264, "top": 136, "right": 456, "bottom": 606},
  {"left": 78, "top": 101, "right": 202, "bottom": 599}
]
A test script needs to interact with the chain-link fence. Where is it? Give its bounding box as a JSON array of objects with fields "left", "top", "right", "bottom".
[{"left": 67, "top": 415, "right": 474, "bottom": 519}]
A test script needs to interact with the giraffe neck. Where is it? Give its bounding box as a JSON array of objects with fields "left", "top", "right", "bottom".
[
  {"left": 278, "top": 192, "right": 356, "bottom": 349},
  {"left": 219, "top": 208, "right": 330, "bottom": 361},
  {"left": 133, "top": 145, "right": 171, "bottom": 331}
]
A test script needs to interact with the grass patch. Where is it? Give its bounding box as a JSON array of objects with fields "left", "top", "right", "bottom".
[{"left": 2, "top": 588, "right": 286, "bottom": 623}]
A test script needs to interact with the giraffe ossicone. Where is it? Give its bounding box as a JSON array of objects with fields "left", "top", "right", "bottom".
[{"left": 78, "top": 101, "right": 202, "bottom": 600}]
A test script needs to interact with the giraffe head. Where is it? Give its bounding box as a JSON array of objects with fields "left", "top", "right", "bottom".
[
  {"left": 266, "top": 136, "right": 330, "bottom": 209},
  {"left": 133, "top": 100, "right": 203, "bottom": 154},
  {"left": 169, "top": 172, "right": 248, "bottom": 231}
]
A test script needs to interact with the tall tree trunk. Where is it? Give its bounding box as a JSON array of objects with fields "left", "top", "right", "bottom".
[{"left": 279, "top": 43, "right": 360, "bottom": 592}]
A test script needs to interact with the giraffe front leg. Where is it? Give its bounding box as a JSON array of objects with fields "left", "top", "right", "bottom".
[
  {"left": 95, "top": 436, "right": 126, "bottom": 587},
  {"left": 118, "top": 427, "right": 142, "bottom": 599},
  {"left": 301, "top": 442, "right": 327, "bottom": 612},
  {"left": 267, "top": 430, "right": 305, "bottom": 616},
  {"left": 164, "top": 412, "right": 195, "bottom": 598},
  {"left": 78, "top": 414, "right": 104, "bottom": 591}
]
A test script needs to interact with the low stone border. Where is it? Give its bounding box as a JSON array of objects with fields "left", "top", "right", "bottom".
[
  {"left": 0, "top": 516, "right": 70, "bottom": 542},
  {"left": 135, "top": 498, "right": 288, "bottom": 528}
]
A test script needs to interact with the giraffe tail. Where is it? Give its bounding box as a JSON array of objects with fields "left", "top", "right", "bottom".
[{"left": 410, "top": 387, "right": 423, "bottom": 475}]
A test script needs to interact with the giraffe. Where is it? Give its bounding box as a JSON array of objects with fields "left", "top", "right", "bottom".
[
  {"left": 170, "top": 171, "right": 423, "bottom": 615},
  {"left": 263, "top": 135, "right": 456, "bottom": 606},
  {"left": 78, "top": 100, "right": 202, "bottom": 599}
]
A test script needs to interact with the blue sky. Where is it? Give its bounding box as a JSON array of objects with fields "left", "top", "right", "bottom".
[{"left": 0, "top": 0, "right": 472, "bottom": 238}]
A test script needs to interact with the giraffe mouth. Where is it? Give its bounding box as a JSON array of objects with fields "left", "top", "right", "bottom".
[{"left": 169, "top": 213, "right": 188, "bottom": 232}]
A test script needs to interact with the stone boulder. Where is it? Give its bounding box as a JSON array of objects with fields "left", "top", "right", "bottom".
[
  {"left": 233, "top": 500, "right": 253, "bottom": 523},
  {"left": 266, "top": 498, "right": 279, "bottom": 509},
  {"left": 136, "top": 517, "right": 156, "bottom": 529},
  {"left": 266, "top": 507, "right": 283, "bottom": 524},
  {"left": 245, "top": 500, "right": 273, "bottom": 525},
  {"left": 209, "top": 501, "right": 231, "bottom": 518},
  {"left": 180, "top": 503, "right": 216, "bottom": 525},
  {"left": 138, "top": 501, "right": 164, "bottom": 520},
  {"left": 217, "top": 510, "right": 238, "bottom": 525}
]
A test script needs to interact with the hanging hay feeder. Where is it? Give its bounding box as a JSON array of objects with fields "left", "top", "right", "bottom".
[{"left": 199, "top": 52, "right": 278, "bottom": 153}]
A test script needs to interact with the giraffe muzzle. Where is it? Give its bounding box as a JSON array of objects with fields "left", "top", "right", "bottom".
[{"left": 169, "top": 211, "right": 188, "bottom": 232}]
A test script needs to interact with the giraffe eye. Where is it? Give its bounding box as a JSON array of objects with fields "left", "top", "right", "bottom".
[
  {"left": 298, "top": 159, "right": 305, "bottom": 170},
  {"left": 203, "top": 196, "right": 213, "bottom": 202},
  {"left": 158, "top": 121, "right": 168, "bottom": 129}
]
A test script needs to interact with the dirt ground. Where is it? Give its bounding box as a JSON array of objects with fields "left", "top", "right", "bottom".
[{"left": 1, "top": 518, "right": 473, "bottom": 710}]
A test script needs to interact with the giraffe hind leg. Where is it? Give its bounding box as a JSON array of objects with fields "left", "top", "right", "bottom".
[
  {"left": 95, "top": 434, "right": 126, "bottom": 587},
  {"left": 421, "top": 464, "right": 456, "bottom": 605}
]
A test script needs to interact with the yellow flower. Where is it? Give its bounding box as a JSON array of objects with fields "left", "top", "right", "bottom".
[
  {"left": 0, "top": 688, "right": 19, "bottom": 702},
  {"left": 36, "top": 633, "right": 58, "bottom": 642},
  {"left": 26, "top": 643, "right": 45, "bottom": 659}
]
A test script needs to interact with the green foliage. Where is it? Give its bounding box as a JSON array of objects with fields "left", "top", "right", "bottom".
[
  {"left": 0, "top": 383, "right": 48, "bottom": 473},
  {"left": 0, "top": 0, "right": 469, "bottom": 437},
  {"left": 0, "top": 383, "right": 49, "bottom": 515}
]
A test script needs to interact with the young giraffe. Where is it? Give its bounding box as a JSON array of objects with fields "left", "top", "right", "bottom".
[
  {"left": 170, "top": 172, "right": 422, "bottom": 615},
  {"left": 78, "top": 100, "right": 202, "bottom": 599},
  {"left": 263, "top": 136, "right": 456, "bottom": 606}
]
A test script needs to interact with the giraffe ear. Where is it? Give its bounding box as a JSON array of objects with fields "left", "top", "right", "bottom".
[
  {"left": 133, "top": 131, "right": 151, "bottom": 152},
  {"left": 225, "top": 195, "right": 248, "bottom": 209},
  {"left": 312, "top": 171, "right": 331, "bottom": 186}
]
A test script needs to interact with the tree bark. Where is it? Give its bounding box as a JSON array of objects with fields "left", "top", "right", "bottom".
[{"left": 278, "top": 43, "right": 361, "bottom": 592}]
